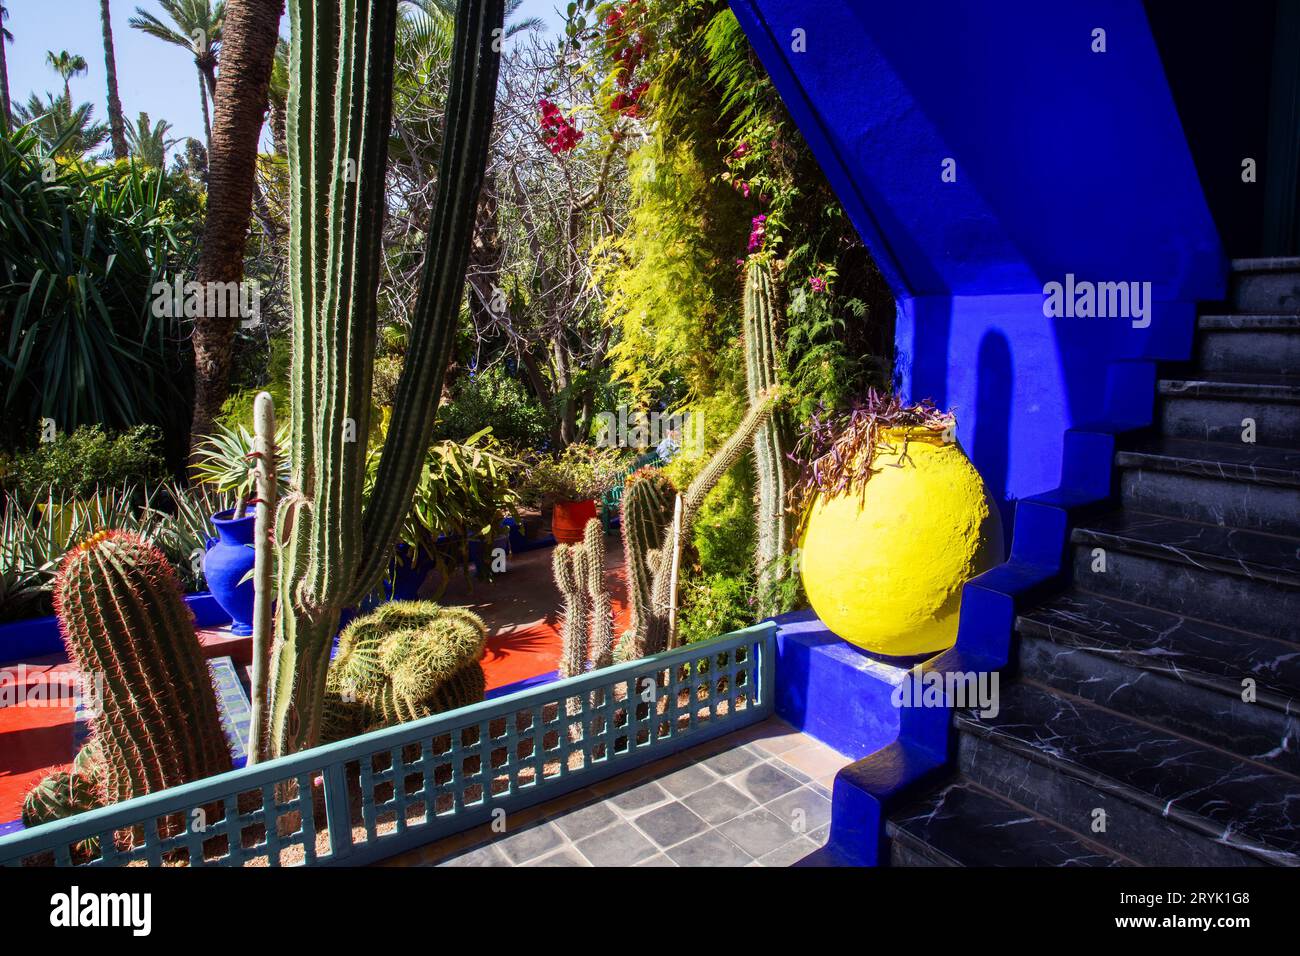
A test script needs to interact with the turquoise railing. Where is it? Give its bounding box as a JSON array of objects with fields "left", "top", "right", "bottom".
[{"left": 0, "top": 622, "right": 775, "bottom": 867}]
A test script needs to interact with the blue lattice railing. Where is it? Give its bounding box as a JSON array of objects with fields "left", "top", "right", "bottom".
[{"left": 0, "top": 622, "right": 775, "bottom": 867}]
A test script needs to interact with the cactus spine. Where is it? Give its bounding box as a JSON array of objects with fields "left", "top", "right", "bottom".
[
  {"left": 270, "top": 0, "right": 505, "bottom": 755},
  {"left": 52, "top": 531, "right": 233, "bottom": 804},
  {"left": 744, "top": 262, "right": 794, "bottom": 614},
  {"left": 553, "top": 518, "right": 614, "bottom": 677},
  {"left": 323, "top": 601, "right": 487, "bottom": 740}
]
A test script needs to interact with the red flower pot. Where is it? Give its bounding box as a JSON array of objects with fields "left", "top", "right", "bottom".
[{"left": 552, "top": 499, "right": 598, "bottom": 544}]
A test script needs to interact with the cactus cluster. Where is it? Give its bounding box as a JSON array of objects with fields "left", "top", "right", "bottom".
[
  {"left": 269, "top": 0, "right": 506, "bottom": 755},
  {"left": 553, "top": 518, "right": 615, "bottom": 678},
  {"left": 322, "top": 601, "right": 488, "bottom": 740},
  {"left": 744, "top": 261, "right": 795, "bottom": 614},
  {"left": 51, "top": 531, "right": 233, "bottom": 805},
  {"left": 21, "top": 742, "right": 104, "bottom": 831},
  {"left": 612, "top": 393, "right": 779, "bottom": 660}
]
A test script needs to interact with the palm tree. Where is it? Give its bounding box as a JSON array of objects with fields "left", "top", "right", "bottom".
[
  {"left": 100, "top": 0, "right": 129, "bottom": 160},
  {"left": 188, "top": 0, "right": 282, "bottom": 458},
  {"left": 45, "top": 51, "right": 89, "bottom": 104},
  {"left": 266, "top": 37, "right": 287, "bottom": 156},
  {"left": 0, "top": 4, "right": 13, "bottom": 132},
  {"left": 126, "top": 111, "right": 177, "bottom": 166},
  {"left": 129, "top": 1, "right": 225, "bottom": 143},
  {"left": 15, "top": 92, "right": 111, "bottom": 159}
]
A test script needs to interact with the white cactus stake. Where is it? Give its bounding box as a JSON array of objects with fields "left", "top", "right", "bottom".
[{"left": 248, "top": 391, "right": 277, "bottom": 765}]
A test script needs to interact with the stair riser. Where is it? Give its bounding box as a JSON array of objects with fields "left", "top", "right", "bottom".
[
  {"left": 956, "top": 732, "right": 1265, "bottom": 867},
  {"left": 1119, "top": 468, "right": 1300, "bottom": 537},
  {"left": 1199, "top": 331, "right": 1300, "bottom": 376},
  {"left": 1071, "top": 546, "right": 1300, "bottom": 642},
  {"left": 1160, "top": 397, "right": 1300, "bottom": 446},
  {"left": 1018, "top": 636, "right": 1300, "bottom": 776},
  {"left": 887, "top": 834, "right": 954, "bottom": 866},
  {"left": 1231, "top": 272, "right": 1300, "bottom": 314}
]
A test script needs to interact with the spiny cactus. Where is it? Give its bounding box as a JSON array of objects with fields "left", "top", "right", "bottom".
[
  {"left": 618, "top": 469, "right": 676, "bottom": 660},
  {"left": 270, "top": 0, "right": 506, "bottom": 755},
  {"left": 322, "top": 601, "right": 488, "bottom": 739},
  {"left": 618, "top": 393, "right": 779, "bottom": 659},
  {"left": 744, "top": 262, "right": 795, "bottom": 615},
  {"left": 21, "top": 750, "right": 102, "bottom": 830},
  {"left": 553, "top": 518, "right": 614, "bottom": 678},
  {"left": 52, "top": 531, "right": 233, "bottom": 805}
]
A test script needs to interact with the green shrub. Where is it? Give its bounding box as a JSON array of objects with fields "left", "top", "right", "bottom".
[
  {"left": 435, "top": 364, "right": 550, "bottom": 450},
  {"left": 2, "top": 426, "right": 164, "bottom": 500},
  {"left": 677, "top": 573, "right": 755, "bottom": 645}
]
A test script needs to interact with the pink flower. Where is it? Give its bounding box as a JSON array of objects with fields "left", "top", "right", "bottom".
[
  {"left": 809, "top": 276, "right": 827, "bottom": 293},
  {"left": 747, "top": 214, "right": 767, "bottom": 253}
]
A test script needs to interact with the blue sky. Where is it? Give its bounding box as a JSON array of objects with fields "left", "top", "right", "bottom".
[{"left": 6, "top": 0, "right": 567, "bottom": 161}]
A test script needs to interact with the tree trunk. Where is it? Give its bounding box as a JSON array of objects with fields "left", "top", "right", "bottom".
[
  {"left": 189, "top": 0, "right": 285, "bottom": 460},
  {"left": 197, "top": 68, "right": 211, "bottom": 140},
  {"left": 100, "top": 0, "right": 128, "bottom": 160},
  {"left": 0, "top": 13, "right": 11, "bottom": 132}
]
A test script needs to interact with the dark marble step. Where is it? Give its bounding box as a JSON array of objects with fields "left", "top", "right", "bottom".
[
  {"left": 1071, "top": 512, "right": 1300, "bottom": 640},
  {"left": 1229, "top": 257, "right": 1300, "bottom": 314},
  {"left": 886, "top": 778, "right": 1125, "bottom": 867},
  {"left": 1017, "top": 591, "right": 1300, "bottom": 773},
  {"left": 956, "top": 681, "right": 1300, "bottom": 866},
  {"left": 1116, "top": 438, "right": 1300, "bottom": 536},
  {"left": 1159, "top": 375, "right": 1300, "bottom": 446},
  {"left": 1198, "top": 314, "right": 1300, "bottom": 376}
]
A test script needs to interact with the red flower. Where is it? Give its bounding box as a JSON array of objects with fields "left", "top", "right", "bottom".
[{"left": 539, "top": 98, "right": 583, "bottom": 153}]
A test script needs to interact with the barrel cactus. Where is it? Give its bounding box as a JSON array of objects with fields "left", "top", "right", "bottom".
[
  {"left": 323, "top": 601, "right": 488, "bottom": 739},
  {"left": 52, "top": 531, "right": 233, "bottom": 804},
  {"left": 269, "top": 0, "right": 506, "bottom": 755}
]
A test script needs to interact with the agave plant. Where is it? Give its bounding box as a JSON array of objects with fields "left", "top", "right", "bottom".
[
  {"left": 191, "top": 421, "right": 290, "bottom": 518},
  {"left": 154, "top": 480, "right": 237, "bottom": 591}
]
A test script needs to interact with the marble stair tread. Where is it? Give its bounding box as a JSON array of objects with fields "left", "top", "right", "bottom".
[
  {"left": 1157, "top": 374, "right": 1300, "bottom": 401},
  {"left": 956, "top": 682, "right": 1300, "bottom": 864},
  {"left": 1231, "top": 256, "right": 1300, "bottom": 272},
  {"left": 887, "top": 779, "right": 1125, "bottom": 867},
  {"left": 1198, "top": 313, "right": 1300, "bottom": 331},
  {"left": 1115, "top": 436, "right": 1300, "bottom": 487},
  {"left": 1016, "top": 589, "right": 1300, "bottom": 714},
  {"left": 1071, "top": 510, "right": 1300, "bottom": 587}
]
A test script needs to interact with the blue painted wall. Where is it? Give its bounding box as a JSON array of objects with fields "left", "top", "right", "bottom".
[{"left": 730, "top": 0, "right": 1225, "bottom": 522}]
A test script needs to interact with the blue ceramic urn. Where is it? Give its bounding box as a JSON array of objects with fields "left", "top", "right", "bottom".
[{"left": 204, "top": 509, "right": 257, "bottom": 636}]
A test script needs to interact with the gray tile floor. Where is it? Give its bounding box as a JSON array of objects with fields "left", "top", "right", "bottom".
[{"left": 404, "top": 719, "right": 849, "bottom": 867}]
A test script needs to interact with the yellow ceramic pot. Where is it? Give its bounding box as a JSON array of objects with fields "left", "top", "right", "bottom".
[{"left": 798, "top": 426, "right": 1004, "bottom": 657}]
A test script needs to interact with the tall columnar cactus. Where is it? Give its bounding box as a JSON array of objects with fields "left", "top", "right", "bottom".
[
  {"left": 618, "top": 469, "right": 676, "bottom": 660},
  {"left": 270, "top": 0, "right": 505, "bottom": 755},
  {"left": 323, "top": 601, "right": 487, "bottom": 740},
  {"left": 553, "top": 518, "right": 614, "bottom": 678},
  {"left": 744, "top": 262, "right": 795, "bottom": 614},
  {"left": 52, "top": 531, "right": 233, "bottom": 804},
  {"left": 615, "top": 393, "right": 779, "bottom": 659}
]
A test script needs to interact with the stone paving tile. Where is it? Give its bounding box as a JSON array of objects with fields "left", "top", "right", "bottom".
[
  {"left": 636, "top": 853, "right": 677, "bottom": 867},
  {"left": 681, "top": 781, "right": 758, "bottom": 825},
  {"left": 717, "top": 808, "right": 800, "bottom": 858},
  {"left": 757, "top": 835, "right": 823, "bottom": 867},
  {"left": 496, "top": 821, "right": 565, "bottom": 864},
  {"left": 666, "top": 829, "right": 753, "bottom": 867},
  {"left": 732, "top": 761, "right": 802, "bottom": 805},
  {"left": 438, "top": 842, "right": 511, "bottom": 867},
  {"left": 656, "top": 762, "right": 718, "bottom": 798},
  {"left": 700, "top": 743, "right": 762, "bottom": 777},
  {"left": 550, "top": 800, "right": 619, "bottom": 841},
  {"left": 633, "top": 802, "right": 710, "bottom": 849},
  {"left": 526, "top": 846, "right": 590, "bottom": 867},
  {"left": 781, "top": 741, "right": 852, "bottom": 782},
  {"left": 574, "top": 821, "right": 658, "bottom": 866},
  {"left": 767, "top": 785, "right": 833, "bottom": 834},
  {"left": 609, "top": 780, "right": 671, "bottom": 815}
]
